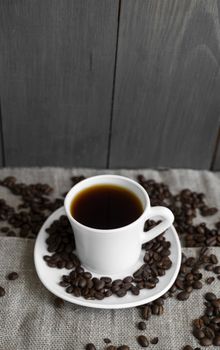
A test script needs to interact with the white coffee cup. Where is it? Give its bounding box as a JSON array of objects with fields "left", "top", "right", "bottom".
[{"left": 64, "top": 175, "right": 174, "bottom": 274}]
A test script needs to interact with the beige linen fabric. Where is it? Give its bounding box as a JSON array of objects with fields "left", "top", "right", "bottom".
[{"left": 0, "top": 168, "right": 219, "bottom": 350}]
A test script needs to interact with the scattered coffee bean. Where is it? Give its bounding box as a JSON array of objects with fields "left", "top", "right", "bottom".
[
  {"left": 150, "top": 337, "right": 158, "bottom": 344},
  {"left": 177, "top": 292, "right": 190, "bottom": 301},
  {"left": 137, "top": 335, "right": 149, "bottom": 347},
  {"left": 199, "top": 337, "right": 212, "bottom": 346},
  {"left": 137, "top": 321, "right": 146, "bottom": 330},
  {"left": 183, "top": 346, "right": 193, "bottom": 350},
  {"left": 7, "top": 272, "right": 18, "bottom": 280},
  {"left": 1, "top": 226, "right": 9, "bottom": 232},
  {"left": 0, "top": 176, "right": 63, "bottom": 238},
  {"left": 117, "top": 346, "right": 130, "bottom": 350},
  {"left": 85, "top": 343, "right": 96, "bottom": 350},
  {"left": 205, "top": 277, "right": 215, "bottom": 285},
  {"left": 205, "top": 293, "right": 216, "bottom": 301},
  {"left": 213, "top": 336, "right": 220, "bottom": 346},
  {"left": 106, "top": 346, "right": 117, "bottom": 350},
  {"left": 192, "top": 281, "right": 202, "bottom": 289},
  {"left": 54, "top": 297, "right": 64, "bottom": 308},
  {"left": 0, "top": 286, "right": 5, "bottom": 297},
  {"left": 103, "top": 338, "right": 111, "bottom": 344},
  {"left": 213, "top": 266, "right": 220, "bottom": 274}
]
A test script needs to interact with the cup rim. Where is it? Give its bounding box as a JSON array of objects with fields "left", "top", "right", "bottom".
[{"left": 64, "top": 174, "right": 149, "bottom": 233}]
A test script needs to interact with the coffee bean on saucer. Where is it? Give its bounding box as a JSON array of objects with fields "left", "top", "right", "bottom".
[
  {"left": 85, "top": 343, "right": 96, "bottom": 350},
  {"left": 54, "top": 297, "right": 64, "bottom": 308},
  {"left": 116, "top": 288, "right": 127, "bottom": 297},
  {"left": 0, "top": 286, "right": 5, "bottom": 297},
  {"left": 137, "top": 321, "right": 146, "bottom": 330},
  {"left": 7, "top": 272, "right": 18, "bottom": 280},
  {"left": 137, "top": 335, "right": 149, "bottom": 347},
  {"left": 150, "top": 337, "right": 158, "bottom": 344}
]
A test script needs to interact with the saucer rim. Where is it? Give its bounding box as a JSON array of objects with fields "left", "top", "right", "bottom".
[{"left": 34, "top": 206, "right": 182, "bottom": 309}]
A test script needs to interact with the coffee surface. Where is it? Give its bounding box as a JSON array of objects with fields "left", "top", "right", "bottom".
[{"left": 70, "top": 184, "right": 143, "bottom": 229}]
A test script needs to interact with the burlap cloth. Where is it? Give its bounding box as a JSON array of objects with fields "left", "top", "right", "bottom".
[{"left": 0, "top": 168, "right": 219, "bottom": 350}]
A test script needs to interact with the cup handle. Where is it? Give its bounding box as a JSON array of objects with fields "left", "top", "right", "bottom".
[{"left": 141, "top": 206, "right": 174, "bottom": 244}]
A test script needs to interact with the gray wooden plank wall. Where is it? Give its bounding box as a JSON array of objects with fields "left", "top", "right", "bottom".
[
  {"left": 0, "top": 0, "right": 119, "bottom": 167},
  {"left": 110, "top": 0, "right": 220, "bottom": 170},
  {"left": 0, "top": 0, "right": 219, "bottom": 170}
]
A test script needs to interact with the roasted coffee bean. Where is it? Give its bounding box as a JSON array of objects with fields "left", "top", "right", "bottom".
[
  {"left": 105, "top": 290, "right": 113, "bottom": 297},
  {"left": 154, "top": 297, "right": 164, "bottom": 306},
  {"left": 1, "top": 226, "right": 9, "bottom": 232},
  {"left": 205, "top": 307, "right": 214, "bottom": 317},
  {"left": 201, "top": 315, "right": 210, "bottom": 326},
  {"left": 106, "top": 346, "right": 117, "bottom": 350},
  {"left": 94, "top": 279, "right": 105, "bottom": 291},
  {"left": 211, "top": 299, "right": 220, "bottom": 308},
  {"left": 205, "top": 293, "right": 217, "bottom": 301},
  {"left": 192, "top": 281, "right": 202, "bottom": 289},
  {"left": 205, "top": 264, "right": 213, "bottom": 271},
  {"left": 210, "top": 254, "right": 218, "bottom": 264},
  {"left": 177, "top": 292, "right": 190, "bottom": 301},
  {"left": 66, "top": 286, "right": 73, "bottom": 294},
  {"left": 131, "top": 286, "right": 140, "bottom": 296},
  {"left": 175, "top": 278, "right": 185, "bottom": 290},
  {"left": 116, "top": 288, "right": 127, "bottom": 297},
  {"left": 85, "top": 343, "right": 96, "bottom": 350},
  {"left": 94, "top": 292, "right": 104, "bottom": 300},
  {"left": 137, "top": 321, "right": 146, "bottom": 330},
  {"left": 204, "top": 326, "right": 215, "bottom": 339},
  {"left": 7, "top": 272, "right": 18, "bottom": 280},
  {"left": 199, "top": 337, "right": 212, "bottom": 346},
  {"left": 183, "top": 346, "right": 193, "bottom": 350},
  {"left": 142, "top": 305, "right": 151, "bottom": 320},
  {"left": 150, "top": 337, "right": 158, "bottom": 344},
  {"left": 193, "top": 328, "right": 205, "bottom": 340},
  {"left": 101, "top": 277, "right": 112, "bottom": 284},
  {"left": 0, "top": 286, "right": 5, "bottom": 297},
  {"left": 117, "top": 346, "right": 130, "bottom": 350},
  {"left": 193, "top": 319, "right": 204, "bottom": 329},
  {"left": 213, "top": 266, "right": 220, "bottom": 274},
  {"left": 213, "top": 336, "right": 220, "bottom": 346},
  {"left": 103, "top": 338, "right": 111, "bottom": 344},
  {"left": 54, "top": 297, "right": 64, "bottom": 308},
  {"left": 206, "top": 277, "right": 215, "bottom": 285},
  {"left": 123, "top": 276, "right": 133, "bottom": 283},
  {"left": 137, "top": 335, "right": 149, "bottom": 347}
]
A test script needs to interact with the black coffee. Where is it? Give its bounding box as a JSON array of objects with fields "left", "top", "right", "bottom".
[{"left": 70, "top": 184, "right": 143, "bottom": 229}]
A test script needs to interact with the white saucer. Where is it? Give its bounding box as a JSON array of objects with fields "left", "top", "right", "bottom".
[{"left": 34, "top": 207, "right": 181, "bottom": 309}]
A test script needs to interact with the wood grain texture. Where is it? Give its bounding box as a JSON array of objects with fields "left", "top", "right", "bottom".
[
  {"left": 212, "top": 128, "right": 220, "bottom": 170},
  {"left": 0, "top": 0, "right": 118, "bottom": 166},
  {"left": 0, "top": 104, "right": 4, "bottom": 166},
  {"left": 110, "top": 0, "right": 220, "bottom": 169}
]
